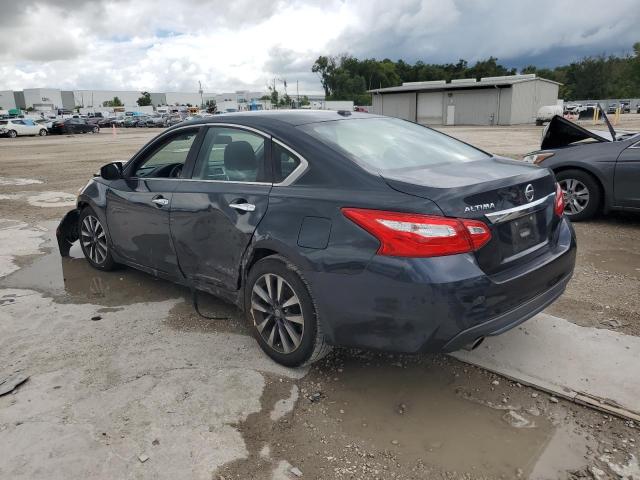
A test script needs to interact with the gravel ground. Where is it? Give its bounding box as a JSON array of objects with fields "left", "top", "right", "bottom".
[{"left": 0, "top": 120, "right": 639, "bottom": 479}]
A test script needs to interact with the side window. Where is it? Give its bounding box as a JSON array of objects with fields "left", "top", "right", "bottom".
[
  {"left": 272, "top": 142, "right": 302, "bottom": 183},
  {"left": 193, "top": 127, "right": 266, "bottom": 182},
  {"left": 133, "top": 130, "right": 198, "bottom": 178}
]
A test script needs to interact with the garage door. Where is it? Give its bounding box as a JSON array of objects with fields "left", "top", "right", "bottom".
[
  {"left": 417, "top": 92, "right": 443, "bottom": 124},
  {"left": 451, "top": 89, "right": 499, "bottom": 125},
  {"left": 381, "top": 93, "right": 416, "bottom": 121}
]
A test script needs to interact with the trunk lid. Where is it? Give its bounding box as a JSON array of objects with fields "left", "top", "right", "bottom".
[{"left": 382, "top": 156, "right": 559, "bottom": 274}]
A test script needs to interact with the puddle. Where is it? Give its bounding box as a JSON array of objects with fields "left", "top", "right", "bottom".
[
  {"left": 1, "top": 228, "right": 247, "bottom": 336},
  {"left": 221, "top": 353, "right": 595, "bottom": 479},
  {"left": 0, "top": 177, "right": 43, "bottom": 186},
  {"left": 0, "top": 220, "right": 48, "bottom": 277},
  {"left": 317, "top": 357, "right": 555, "bottom": 477},
  {"left": 590, "top": 249, "right": 640, "bottom": 278},
  {"left": 0, "top": 191, "right": 76, "bottom": 208}
]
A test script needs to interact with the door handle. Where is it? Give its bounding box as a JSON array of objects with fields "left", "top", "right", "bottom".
[
  {"left": 152, "top": 196, "right": 169, "bottom": 207},
  {"left": 229, "top": 202, "right": 256, "bottom": 212}
]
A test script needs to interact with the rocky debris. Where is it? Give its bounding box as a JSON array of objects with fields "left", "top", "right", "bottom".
[
  {"left": 289, "top": 466, "right": 303, "bottom": 477},
  {"left": 138, "top": 454, "right": 149, "bottom": 463},
  {"left": 0, "top": 372, "right": 29, "bottom": 396},
  {"left": 550, "top": 396, "right": 559, "bottom": 403},
  {"left": 502, "top": 410, "right": 535, "bottom": 429}
]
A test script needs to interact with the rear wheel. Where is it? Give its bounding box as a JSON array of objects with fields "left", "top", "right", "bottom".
[
  {"left": 39, "top": 129, "right": 47, "bottom": 136},
  {"left": 92, "top": 126, "right": 99, "bottom": 133},
  {"left": 556, "top": 169, "right": 601, "bottom": 221},
  {"left": 246, "top": 255, "right": 331, "bottom": 367},
  {"left": 79, "top": 207, "right": 116, "bottom": 271},
  {"left": 8, "top": 130, "right": 17, "bottom": 138}
]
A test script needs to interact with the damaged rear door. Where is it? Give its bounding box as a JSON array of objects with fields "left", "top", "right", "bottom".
[{"left": 170, "top": 125, "right": 272, "bottom": 291}]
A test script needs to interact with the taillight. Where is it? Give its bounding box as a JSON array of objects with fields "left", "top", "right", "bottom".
[
  {"left": 341, "top": 208, "right": 491, "bottom": 258},
  {"left": 554, "top": 183, "right": 564, "bottom": 217}
]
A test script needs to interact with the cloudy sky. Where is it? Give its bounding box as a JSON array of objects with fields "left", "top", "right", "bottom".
[{"left": 1, "top": 0, "right": 638, "bottom": 95}]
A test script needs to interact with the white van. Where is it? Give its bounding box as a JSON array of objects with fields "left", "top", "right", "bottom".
[{"left": 536, "top": 105, "right": 563, "bottom": 125}]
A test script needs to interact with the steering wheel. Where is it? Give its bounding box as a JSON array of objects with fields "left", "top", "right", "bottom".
[{"left": 169, "top": 164, "right": 183, "bottom": 178}]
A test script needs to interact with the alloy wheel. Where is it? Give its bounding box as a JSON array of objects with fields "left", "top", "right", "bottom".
[
  {"left": 250, "top": 273, "right": 304, "bottom": 354},
  {"left": 559, "top": 178, "right": 590, "bottom": 215},
  {"left": 80, "top": 215, "right": 108, "bottom": 265}
]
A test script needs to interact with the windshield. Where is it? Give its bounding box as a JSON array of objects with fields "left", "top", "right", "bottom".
[{"left": 300, "top": 117, "right": 489, "bottom": 173}]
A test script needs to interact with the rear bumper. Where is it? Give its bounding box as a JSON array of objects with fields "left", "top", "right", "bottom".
[{"left": 306, "top": 217, "right": 576, "bottom": 354}]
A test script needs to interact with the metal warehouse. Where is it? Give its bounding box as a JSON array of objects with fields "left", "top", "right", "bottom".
[{"left": 369, "top": 74, "right": 560, "bottom": 125}]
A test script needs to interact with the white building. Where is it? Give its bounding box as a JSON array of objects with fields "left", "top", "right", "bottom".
[
  {"left": 22, "top": 88, "right": 64, "bottom": 111},
  {"left": 0, "top": 90, "right": 16, "bottom": 110},
  {"left": 369, "top": 74, "right": 560, "bottom": 125}
]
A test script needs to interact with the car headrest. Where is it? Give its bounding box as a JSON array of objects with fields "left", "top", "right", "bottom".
[
  {"left": 224, "top": 141, "right": 256, "bottom": 171},
  {"left": 216, "top": 135, "right": 232, "bottom": 145}
]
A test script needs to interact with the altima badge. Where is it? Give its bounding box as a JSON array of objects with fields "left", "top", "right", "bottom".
[
  {"left": 465, "top": 203, "right": 496, "bottom": 212},
  {"left": 525, "top": 184, "right": 535, "bottom": 202}
]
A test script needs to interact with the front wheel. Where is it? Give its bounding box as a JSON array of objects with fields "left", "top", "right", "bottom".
[
  {"left": 92, "top": 126, "right": 99, "bottom": 133},
  {"left": 8, "top": 130, "right": 17, "bottom": 138},
  {"left": 556, "top": 169, "right": 601, "bottom": 221},
  {"left": 245, "top": 256, "right": 331, "bottom": 367},
  {"left": 39, "top": 129, "right": 47, "bottom": 136},
  {"left": 79, "top": 207, "right": 116, "bottom": 270}
]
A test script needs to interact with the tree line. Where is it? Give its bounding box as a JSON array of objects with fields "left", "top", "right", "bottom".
[{"left": 312, "top": 43, "right": 640, "bottom": 104}]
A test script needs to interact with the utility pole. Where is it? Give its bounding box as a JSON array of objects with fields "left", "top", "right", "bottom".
[
  {"left": 198, "top": 81, "right": 204, "bottom": 109},
  {"left": 296, "top": 80, "right": 299, "bottom": 108}
]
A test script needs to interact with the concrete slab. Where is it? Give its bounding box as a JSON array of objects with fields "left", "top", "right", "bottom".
[{"left": 452, "top": 313, "right": 640, "bottom": 421}]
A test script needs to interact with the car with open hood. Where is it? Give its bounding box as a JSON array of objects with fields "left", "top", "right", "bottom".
[
  {"left": 524, "top": 108, "right": 640, "bottom": 221},
  {"left": 57, "top": 111, "right": 576, "bottom": 367}
]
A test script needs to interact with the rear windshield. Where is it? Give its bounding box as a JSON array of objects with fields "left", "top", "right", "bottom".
[{"left": 300, "top": 117, "right": 489, "bottom": 172}]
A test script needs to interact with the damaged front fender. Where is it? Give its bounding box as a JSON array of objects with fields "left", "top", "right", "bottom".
[{"left": 56, "top": 208, "right": 80, "bottom": 257}]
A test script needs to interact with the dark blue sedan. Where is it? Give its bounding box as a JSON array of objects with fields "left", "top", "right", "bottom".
[{"left": 57, "top": 111, "right": 576, "bottom": 367}]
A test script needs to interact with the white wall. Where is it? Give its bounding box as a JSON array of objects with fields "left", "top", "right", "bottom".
[
  {"left": 0, "top": 91, "right": 16, "bottom": 110},
  {"left": 23, "top": 88, "right": 63, "bottom": 110}
]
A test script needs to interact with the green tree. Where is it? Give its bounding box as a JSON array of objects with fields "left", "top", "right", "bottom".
[
  {"left": 300, "top": 95, "right": 310, "bottom": 106},
  {"left": 136, "top": 92, "right": 152, "bottom": 106},
  {"left": 103, "top": 96, "right": 123, "bottom": 107}
]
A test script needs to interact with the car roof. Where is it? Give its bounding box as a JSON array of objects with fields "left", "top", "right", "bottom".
[{"left": 178, "top": 109, "right": 382, "bottom": 128}]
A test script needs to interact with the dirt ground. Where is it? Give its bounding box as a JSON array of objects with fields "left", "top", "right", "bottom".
[{"left": 0, "top": 118, "right": 639, "bottom": 479}]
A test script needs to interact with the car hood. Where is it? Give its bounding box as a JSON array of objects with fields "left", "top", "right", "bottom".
[{"left": 540, "top": 115, "right": 612, "bottom": 149}]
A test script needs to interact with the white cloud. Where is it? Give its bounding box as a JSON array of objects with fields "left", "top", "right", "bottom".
[{"left": 0, "top": 0, "right": 638, "bottom": 94}]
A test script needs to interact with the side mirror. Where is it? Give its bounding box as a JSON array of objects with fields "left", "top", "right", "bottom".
[{"left": 100, "top": 162, "right": 123, "bottom": 180}]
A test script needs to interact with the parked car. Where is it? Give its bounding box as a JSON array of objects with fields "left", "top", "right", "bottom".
[
  {"left": 57, "top": 111, "right": 576, "bottom": 367},
  {"left": 166, "top": 114, "right": 184, "bottom": 126},
  {"left": 145, "top": 114, "right": 168, "bottom": 127},
  {"left": 97, "top": 117, "right": 118, "bottom": 128},
  {"left": 619, "top": 101, "right": 631, "bottom": 113},
  {"left": 524, "top": 113, "right": 640, "bottom": 221},
  {"left": 133, "top": 115, "right": 151, "bottom": 127},
  {"left": 49, "top": 118, "right": 100, "bottom": 134},
  {"left": 35, "top": 118, "right": 55, "bottom": 130},
  {"left": 607, "top": 103, "right": 619, "bottom": 114},
  {"left": 122, "top": 117, "right": 139, "bottom": 128},
  {"left": 0, "top": 118, "right": 48, "bottom": 137}
]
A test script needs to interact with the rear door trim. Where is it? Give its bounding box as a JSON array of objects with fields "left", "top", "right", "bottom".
[{"left": 485, "top": 192, "right": 555, "bottom": 224}]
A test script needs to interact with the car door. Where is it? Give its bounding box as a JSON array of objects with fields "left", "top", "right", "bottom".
[
  {"left": 23, "top": 120, "right": 39, "bottom": 135},
  {"left": 105, "top": 127, "right": 201, "bottom": 275},
  {"left": 11, "top": 120, "right": 27, "bottom": 135},
  {"left": 614, "top": 139, "right": 640, "bottom": 208},
  {"left": 170, "top": 125, "right": 272, "bottom": 290}
]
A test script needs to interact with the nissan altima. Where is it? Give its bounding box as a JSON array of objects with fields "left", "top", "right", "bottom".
[{"left": 57, "top": 111, "right": 576, "bottom": 367}]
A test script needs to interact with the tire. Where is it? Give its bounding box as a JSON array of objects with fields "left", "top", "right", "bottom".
[
  {"left": 92, "top": 126, "right": 99, "bottom": 134},
  {"left": 78, "top": 207, "right": 116, "bottom": 271},
  {"left": 555, "top": 169, "right": 601, "bottom": 221},
  {"left": 535, "top": 119, "right": 543, "bottom": 126},
  {"left": 245, "top": 255, "right": 331, "bottom": 367},
  {"left": 8, "top": 130, "right": 17, "bottom": 138},
  {"left": 39, "top": 129, "right": 47, "bottom": 136}
]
